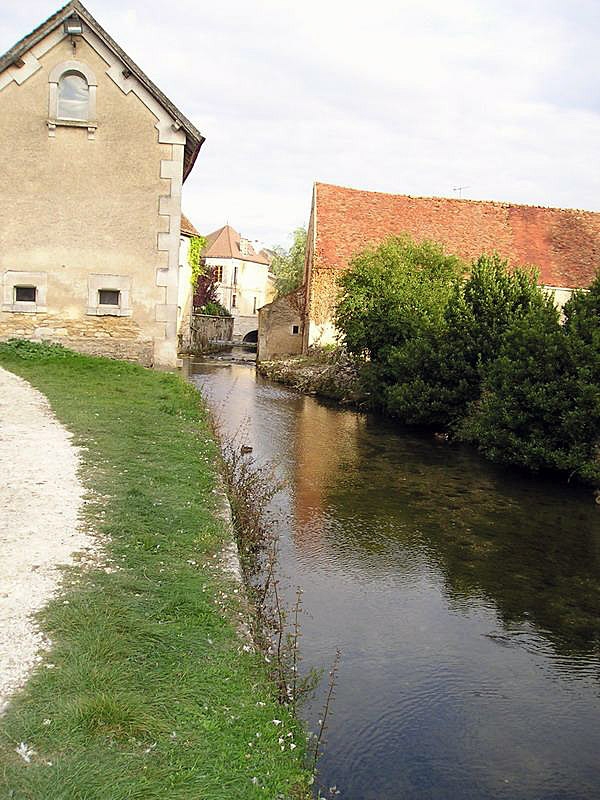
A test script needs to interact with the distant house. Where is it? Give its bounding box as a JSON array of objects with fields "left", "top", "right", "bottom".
[
  {"left": 298, "top": 182, "right": 600, "bottom": 352},
  {"left": 201, "top": 224, "right": 275, "bottom": 341},
  {"left": 0, "top": 1, "right": 204, "bottom": 366}
]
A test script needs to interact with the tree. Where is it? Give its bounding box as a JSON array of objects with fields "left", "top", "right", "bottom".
[
  {"left": 386, "top": 254, "right": 547, "bottom": 427},
  {"left": 334, "top": 235, "right": 462, "bottom": 363},
  {"left": 460, "top": 277, "right": 600, "bottom": 482},
  {"left": 270, "top": 227, "right": 307, "bottom": 296},
  {"left": 193, "top": 263, "right": 231, "bottom": 317}
]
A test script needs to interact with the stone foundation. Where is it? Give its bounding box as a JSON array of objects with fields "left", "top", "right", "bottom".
[{"left": 0, "top": 313, "right": 153, "bottom": 366}]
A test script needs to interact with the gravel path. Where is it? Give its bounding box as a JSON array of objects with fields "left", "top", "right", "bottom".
[{"left": 0, "top": 367, "right": 91, "bottom": 714}]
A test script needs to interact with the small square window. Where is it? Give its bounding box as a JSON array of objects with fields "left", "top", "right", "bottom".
[
  {"left": 292, "top": 325, "right": 300, "bottom": 335},
  {"left": 99, "top": 289, "right": 120, "bottom": 306},
  {"left": 15, "top": 286, "right": 37, "bottom": 303}
]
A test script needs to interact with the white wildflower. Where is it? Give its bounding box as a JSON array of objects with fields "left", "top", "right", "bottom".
[
  {"left": 16, "top": 743, "right": 35, "bottom": 763},
  {"left": 271, "top": 719, "right": 282, "bottom": 726}
]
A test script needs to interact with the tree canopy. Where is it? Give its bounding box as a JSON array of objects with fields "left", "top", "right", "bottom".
[{"left": 270, "top": 227, "right": 307, "bottom": 297}]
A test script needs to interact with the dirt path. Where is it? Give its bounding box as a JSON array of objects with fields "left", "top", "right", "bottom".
[{"left": 0, "top": 367, "right": 91, "bottom": 714}]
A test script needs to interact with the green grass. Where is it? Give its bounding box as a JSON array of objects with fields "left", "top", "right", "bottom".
[{"left": 0, "top": 341, "right": 309, "bottom": 800}]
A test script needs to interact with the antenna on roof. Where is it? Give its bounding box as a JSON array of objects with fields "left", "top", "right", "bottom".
[{"left": 452, "top": 185, "right": 470, "bottom": 199}]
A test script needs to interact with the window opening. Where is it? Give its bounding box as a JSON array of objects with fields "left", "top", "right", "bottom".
[
  {"left": 15, "top": 286, "right": 37, "bottom": 303},
  {"left": 215, "top": 265, "right": 223, "bottom": 282},
  {"left": 253, "top": 296, "right": 257, "bottom": 314},
  {"left": 58, "top": 71, "right": 89, "bottom": 120},
  {"left": 292, "top": 324, "right": 300, "bottom": 335},
  {"left": 232, "top": 294, "right": 237, "bottom": 308},
  {"left": 99, "top": 289, "right": 120, "bottom": 306}
]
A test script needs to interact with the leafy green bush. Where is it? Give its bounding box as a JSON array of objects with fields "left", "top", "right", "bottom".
[
  {"left": 460, "top": 278, "right": 600, "bottom": 481},
  {"left": 385, "top": 254, "right": 546, "bottom": 426},
  {"left": 198, "top": 300, "right": 232, "bottom": 317},
  {"left": 335, "top": 235, "right": 462, "bottom": 362}
]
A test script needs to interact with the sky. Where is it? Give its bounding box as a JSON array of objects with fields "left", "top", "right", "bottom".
[{"left": 2, "top": 0, "right": 600, "bottom": 249}]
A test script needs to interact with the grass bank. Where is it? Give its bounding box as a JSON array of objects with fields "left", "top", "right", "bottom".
[{"left": 0, "top": 341, "right": 309, "bottom": 800}]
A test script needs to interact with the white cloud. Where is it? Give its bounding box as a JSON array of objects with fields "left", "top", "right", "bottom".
[{"left": 2, "top": 0, "right": 600, "bottom": 244}]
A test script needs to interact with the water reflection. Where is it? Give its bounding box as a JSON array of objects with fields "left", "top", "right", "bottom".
[
  {"left": 317, "top": 417, "right": 600, "bottom": 661},
  {"left": 192, "top": 363, "right": 600, "bottom": 800}
]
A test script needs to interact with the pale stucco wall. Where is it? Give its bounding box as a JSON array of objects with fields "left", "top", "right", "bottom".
[
  {"left": 545, "top": 286, "right": 575, "bottom": 309},
  {"left": 0, "top": 27, "right": 188, "bottom": 366},
  {"left": 177, "top": 234, "right": 194, "bottom": 350},
  {"left": 205, "top": 256, "right": 270, "bottom": 336}
]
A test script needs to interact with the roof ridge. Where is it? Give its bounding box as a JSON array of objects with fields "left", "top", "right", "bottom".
[{"left": 315, "top": 181, "right": 600, "bottom": 217}]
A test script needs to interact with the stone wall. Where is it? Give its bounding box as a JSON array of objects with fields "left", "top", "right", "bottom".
[
  {"left": 0, "top": 27, "right": 188, "bottom": 367},
  {"left": 257, "top": 289, "right": 303, "bottom": 361},
  {"left": 0, "top": 313, "right": 153, "bottom": 365},
  {"left": 180, "top": 314, "right": 234, "bottom": 355},
  {"left": 233, "top": 315, "right": 259, "bottom": 341}
]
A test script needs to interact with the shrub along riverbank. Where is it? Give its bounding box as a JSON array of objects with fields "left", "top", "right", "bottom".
[
  {"left": 0, "top": 341, "right": 309, "bottom": 800},
  {"left": 264, "top": 236, "right": 600, "bottom": 484}
]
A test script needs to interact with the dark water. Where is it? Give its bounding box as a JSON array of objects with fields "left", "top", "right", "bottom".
[{"left": 190, "top": 362, "right": 600, "bottom": 800}]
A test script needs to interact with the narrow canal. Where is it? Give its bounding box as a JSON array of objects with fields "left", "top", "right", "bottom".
[{"left": 191, "top": 360, "right": 600, "bottom": 800}]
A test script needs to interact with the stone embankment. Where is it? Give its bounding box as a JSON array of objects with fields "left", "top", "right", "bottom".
[{"left": 257, "top": 347, "right": 366, "bottom": 405}]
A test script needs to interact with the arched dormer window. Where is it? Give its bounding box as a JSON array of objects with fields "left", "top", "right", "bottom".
[
  {"left": 48, "top": 60, "right": 97, "bottom": 138},
  {"left": 58, "top": 70, "right": 89, "bottom": 120}
]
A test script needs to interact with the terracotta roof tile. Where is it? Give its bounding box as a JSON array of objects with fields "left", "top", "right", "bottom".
[
  {"left": 180, "top": 213, "right": 200, "bottom": 237},
  {"left": 314, "top": 183, "right": 600, "bottom": 289},
  {"left": 202, "top": 224, "right": 270, "bottom": 265}
]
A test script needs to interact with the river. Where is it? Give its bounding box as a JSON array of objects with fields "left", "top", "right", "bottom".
[{"left": 190, "top": 359, "right": 600, "bottom": 800}]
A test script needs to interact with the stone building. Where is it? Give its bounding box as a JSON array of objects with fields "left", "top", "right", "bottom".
[
  {"left": 257, "top": 285, "right": 304, "bottom": 361},
  {"left": 0, "top": 1, "right": 204, "bottom": 367},
  {"left": 200, "top": 224, "right": 275, "bottom": 341},
  {"left": 301, "top": 182, "right": 600, "bottom": 352}
]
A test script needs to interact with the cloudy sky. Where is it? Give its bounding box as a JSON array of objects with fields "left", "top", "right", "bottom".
[{"left": 2, "top": 0, "right": 600, "bottom": 248}]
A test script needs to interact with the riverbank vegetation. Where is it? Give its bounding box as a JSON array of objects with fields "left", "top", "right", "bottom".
[
  {"left": 337, "top": 236, "right": 600, "bottom": 482},
  {"left": 271, "top": 228, "right": 307, "bottom": 297},
  {"left": 0, "top": 341, "right": 309, "bottom": 799},
  {"left": 258, "top": 347, "right": 364, "bottom": 404},
  {"left": 266, "top": 236, "right": 600, "bottom": 484}
]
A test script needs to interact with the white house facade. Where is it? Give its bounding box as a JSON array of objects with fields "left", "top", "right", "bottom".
[{"left": 202, "top": 225, "right": 275, "bottom": 341}]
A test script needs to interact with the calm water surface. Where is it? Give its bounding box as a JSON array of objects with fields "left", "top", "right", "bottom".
[{"left": 191, "top": 361, "right": 600, "bottom": 800}]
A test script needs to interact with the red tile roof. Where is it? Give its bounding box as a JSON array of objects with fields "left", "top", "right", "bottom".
[
  {"left": 314, "top": 183, "right": 600, "bottom": 288},
  {"left": 180, "top": 213, "right": 200, "bottom": 237},
  {"left": 202, "top": 224, "right": 270, "bottom": 265}
]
